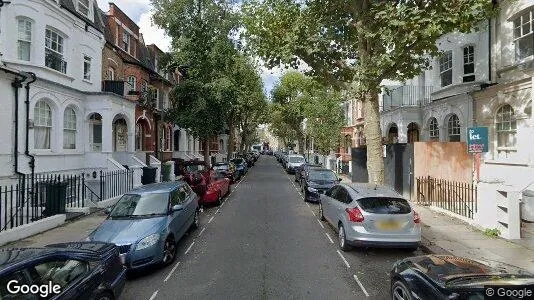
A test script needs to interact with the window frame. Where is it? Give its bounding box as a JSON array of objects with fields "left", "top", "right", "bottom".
[
  {"left": 513, "top": 9, "right": 534, "bottom": 61},
  {"left": 463, "top": 45, "right": 475, "bottom": 82},
  {"left": 447, "top": 114, "right": 461, "bottom": 142},
  {"left": 77, "top": 0, "right": 90, "bottom": 17},
  {"left": 122, "top": 30, "right": 130, "bottom": 53},
  {"left": 153, "top": 88, "right": 159, "bottom": 107},
  {"left": 495, "top": 104, "right": 517, "bottom": 149},
  {"left": 429, "top": 117, "right": 439, "bottom": 139},
  {"left": 17, "top": 18, "right": 32, "bottom": 61},
  {"left": 83, "top": 55, "right": 91, "bottom": 81},
  {"left": 107, "top": 67, "right": 115, "bottom": 80},
  {"left": 63, "top": 107, "right": 77, "bottom": 150},
  {"left": 127, "top": 76, "right": 136, "bottom": 93},
  {"left": 34, "top": 101, "right": 52, "bottom": 150},
  {"left": 45, "top": 28, "right": 67, "bottom": 73},
  {"left": 439, "top": 51, "right": 453, "bottom": 87}
]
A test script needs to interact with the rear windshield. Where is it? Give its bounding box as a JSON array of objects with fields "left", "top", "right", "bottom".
[
  {"left": 289, "top": 156, "right": 305, "bottom": 163},
  {"left": 231, "top": 158, "right": 244, "bottom": 164},
  {"left": 356, "top": 197, "right": 411, "bottom": 214},
  {"left": 214, "top": 164, "right": 229, "bottom": 170}
]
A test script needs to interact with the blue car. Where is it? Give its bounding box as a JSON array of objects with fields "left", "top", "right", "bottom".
[
  {"left": 87, "top": 181, "right": 200, "bottom": 270},
  {"left": 230, "top": 158, "right": 248, "bottom": 177},
  {"left": 0, "top": 242, "right": 126, "bottom": 300}
]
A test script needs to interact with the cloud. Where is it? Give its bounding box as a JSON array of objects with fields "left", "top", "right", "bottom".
[
  {"left": 138, "top": 11, "right": 172, "bottom": 51},
  {"left": 96, "top": 0, "right": 151, "bottom": 23}
]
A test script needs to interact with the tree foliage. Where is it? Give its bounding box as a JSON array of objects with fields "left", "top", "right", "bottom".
[{"left": 242, "top": 0, "right": 497, "bottom": 183}]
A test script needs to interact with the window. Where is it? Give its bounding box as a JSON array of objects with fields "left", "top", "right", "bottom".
[
  {"left": 429, "top": 117, "right": 439, "bottom": 140},
  {"left": 17, "top": 19, "right": 32, "bottom": 61},
  {"left": 106, "top": 67, "right": 114, "bottom": 80},
  {"left": 34, "top": 101, "right": 52, "bottom": 149},
  {"left": 89, "top": 113, "right": 102, "bottom": 151},
  {"left": 83, "top": 55, "right": 91, "bottom": 81},
  {"left": 153, "top": 88, "right": 159, "bottom": 106},
  {"left": 439, "top": 51, "right": 453, "bottom": 87},
  {"left": 513, "top": 9, "right": 534, "bottom": 61},
  {"left": 33, "top": 259, "right": 87, "bottom": 290},
  {"left": 159, "top": 126, "right": 165, "bottom": 151},
  {"left": 166, "top": 128, "right": 171, "bottom": 151},
  {"left": 0, "top": 270, "right": 33, "bottom": 299},
  {"left": 127, "top": 76, "right": 136, "bottom": 93},
  {"left": 77, "top": 0, "right": 90, "bottom": 17},
  {"left": 135, "top": 123, "right": 143, "bottom": 151},
  {"left": 174, "top": 130, "right": 180, "bottom": 151},
  {"left": 45, "top": 28, "right": 66, "bottom": 73},
  {"left": 495, "top": 105, "right": 517, "bottom": 148},
  {"left": 141, "top": 80, "right": 148, "bottom": 93},
  {"left": 447, "top": 114, "right": 461, "bottom": 142},
  {"left": 63, "top": 107, "right": 76, "bottom": 149},
  {"left": 463, "top": 46, "right": 475, "bottom": 82},
  {"left": 122, "top": 30, "right": 130, "bottom": 53}
]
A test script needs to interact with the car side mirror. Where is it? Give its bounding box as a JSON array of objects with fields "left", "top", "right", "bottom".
[
  {"left": 172, "top": 204, "right": 184, "bottom": 212},
  {"left": 337, "top": 178, "right": 342, "bottom": 182},
  {"left": 104, "top": 207, "right": 112, "bottom": 214}
]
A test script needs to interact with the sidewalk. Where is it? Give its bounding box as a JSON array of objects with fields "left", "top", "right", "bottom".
[{"left": 0, "top": 211, "right": 107, "bottom": 249}]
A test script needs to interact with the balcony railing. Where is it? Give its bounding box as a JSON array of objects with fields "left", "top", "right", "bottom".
[
  {"left": 102, "top": 80, "right": 127, "bottom": 96},
  {"left": 381, "top": 85, "right": 434, "bottom": 112},
  {"left": 45, "top": 50, "right": 67, "bottom": 74}
]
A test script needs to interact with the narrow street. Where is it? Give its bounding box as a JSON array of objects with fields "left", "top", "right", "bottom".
[{"left": 121, "top": 156, "right": 425, "bottom": 300}]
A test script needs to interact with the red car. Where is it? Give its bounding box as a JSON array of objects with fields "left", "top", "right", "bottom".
[{"left": 202, "top": 170, "right": 231, "bottom": 205}]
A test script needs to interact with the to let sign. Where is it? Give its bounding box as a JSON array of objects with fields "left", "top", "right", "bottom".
[{"left": 467, "top": 127, "right": 488, "bottom": 153}]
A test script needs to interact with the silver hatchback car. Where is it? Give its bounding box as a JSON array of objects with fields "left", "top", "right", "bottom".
[{"left": 319, "top": 183, "right": 421, "bottom": 251}]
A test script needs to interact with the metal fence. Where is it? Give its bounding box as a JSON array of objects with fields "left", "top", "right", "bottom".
[
  {"left": 381, "top": 85, "right": 434, "bottom": 112},
  {"left": 1, "top": 169, "right": 134, "bottom": 232},
  {"left": 416, "top": 176, "right": 477, "bottom": 219}
]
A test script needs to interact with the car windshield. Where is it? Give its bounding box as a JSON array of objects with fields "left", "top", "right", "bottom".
[
  {"left": 308, "top": 170, "right": 337, "bottom": 181},
  {"left": 289, "top": 156, "right": 305, "bottom": 163},
  {"left": 232, "top": 158, "right": 244, "bottom": 164},
  {"left": 110, "top": 193, "right": 169, "bottom": 217},
  {"left": 356, "top": 197, "right": 411, "bottom": 214},
  {"left": 214, "top": 164, "right": 229, "bottom": 170},
  {"left": 185, "top": 164, "right": 205, "bottom": 172}
]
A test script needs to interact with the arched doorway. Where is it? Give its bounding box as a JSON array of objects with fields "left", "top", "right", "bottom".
[
  {"left": 344, "top": 135, "right": 352, "bottom": 153},
  {"left": 387, "top": 124, "right": 398, "bottom": 144},
  {"left": 407, "top": 122, "right": 420, "bottom": 143},
  {"left": 88, "top": 113, "right": 102, "bottom": 151},
  {"left": 113, "top": 116, "right": 128, "bottom": 151}
]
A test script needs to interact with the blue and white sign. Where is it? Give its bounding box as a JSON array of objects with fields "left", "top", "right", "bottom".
[{"left": 467, "top": 127, "right": 488, "bottom": 153}]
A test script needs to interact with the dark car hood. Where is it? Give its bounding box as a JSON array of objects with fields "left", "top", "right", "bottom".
[
  {"left": 89, "top": 217, "right": 166, "bottom": 245},
  {"left": 400, "top": 255, "right": 533, "bottom": 288}
]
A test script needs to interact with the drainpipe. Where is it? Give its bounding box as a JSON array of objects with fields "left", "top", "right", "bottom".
[
  {"left": 9, "top": 73, "right": 27, "bottom": 176},
  {"left": 24, "top": 72, "right": 36, "bottom": 178}
]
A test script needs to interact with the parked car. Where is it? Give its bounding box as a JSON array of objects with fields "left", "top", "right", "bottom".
[
  {"left": 202, "top": 170, "right": 231, "bottom": 205},
  {"left": 87, "top": 181, "right": 200, "bottom": 270},
  {"left": 239, "top": 153, "right": 254, "bottom": 167},
  {"left": 213, "top": 162, "right": 239, "bottom": 183},
  {"left": 390, "top": 254, "right": 534, "bottom": 300},
  {"left": 301, "top": 168, "right": 341, "bottom": 202},
  {"left": 285, "top": 154, "right": 306, "bottom": 174},
  {"left": 0, "top": 242, "right": 126, "bottom": 300},
  {"left": 252, "top": 150, "right": 261, "bottom": 159},
  {"left": 294, "top": 163, "right": 323, "bottom": 185},
  {"left": 319, "top": 183, "right": 421, "bottom": 251},
  {"left": 230, "top": 158, "right": 248, "bottom": 177}
]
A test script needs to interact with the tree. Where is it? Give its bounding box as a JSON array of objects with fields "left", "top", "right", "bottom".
[{"left": 242, "top": 0, "right": 496, "bottom": 184}]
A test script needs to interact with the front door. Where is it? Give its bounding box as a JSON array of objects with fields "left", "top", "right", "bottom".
[{"left": 114, "top": 119, "right": 128, "bottom": 151}]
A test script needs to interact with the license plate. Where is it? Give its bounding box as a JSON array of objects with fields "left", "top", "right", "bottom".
[
  {"left": 119, "top": 254, "right": 126, "bottom": 264},
  {"left": 377, "top": 221, "right": 401, "bottom": 230}
]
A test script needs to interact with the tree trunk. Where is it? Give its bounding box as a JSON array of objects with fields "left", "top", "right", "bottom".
[
  {"left": 203, "top": 139, "right": 210, "bottom": 168},
  {"left": 227, "top": 117, "right": 235, "bottom": 161},
  {"left": 362, "top": 91, "right": 385, "bottom": 185}
]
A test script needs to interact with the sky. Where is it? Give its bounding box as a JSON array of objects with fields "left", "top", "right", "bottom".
[{"left": 96, "top": 0, "right": 280, "bottom": 95}]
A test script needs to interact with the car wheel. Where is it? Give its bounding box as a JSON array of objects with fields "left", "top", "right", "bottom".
[
  {"left": 162, "top": 237, "right": 177, "bottom": 266},
  {"left": 216, "top": 192, "right": 222, "bottom": 206},
  {"left": 338, "top": 224, "right": 351, "bottom": 252},
  {"left": 191, "top": 209, "right": 200, "bottom": 230},
  {"left": 391, "top": 280, "right": 413, "bottom": 300},
  {"left": 226, "top": 185, "right": 231, "bottom": 195},
  {"left": 93, "top": 291, "right": 114, "bottom": 300},
  {"left": 319, "top": 202, "right": 326, "bottom": 221}
]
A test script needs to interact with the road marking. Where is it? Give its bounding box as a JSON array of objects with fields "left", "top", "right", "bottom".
[
  {"left": 208, "top": 216, "right": 214, "bottom": 224},
  {"left": 149, "top": 290, "right": 159, "bottom": 300},
  {"left": 220, "top": 201, "right": 225, "bottom": 208},
  {"left": 306, "top": 203, "right": 310, "bottom": 208},
  {"left": 317, "top": 219, "right": 325, "bottom": 228},
  {"left": 215, "top": 208, "right": 220, "bottom": 214},
  {"left": 337, "top": 250, "right": 350, "bottom": 268},
  {"left": 163, "top": 262, "right": 180, "bottom": 282},
  {"left": 353, "top": 275, "right": 370, "bottom": 297},
  {"left": 198, "top": 227, "right": 206, "bottom": 237},
  {"left": 325, "top": 232, "right": 334, "bottom": 244},
  {"left": 311, "top": 210, "right": 316, "bottom": 217},
  {"left": 185, "top": 241, "right": 195, "bottom": 255}
]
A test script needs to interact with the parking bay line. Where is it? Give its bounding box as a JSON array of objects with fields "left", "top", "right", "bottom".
[
  {"left": 353, "top": 275, "right": 370, "bottom": 297},
  {"left": 336, "top": 250, "right": 350, "bottom": 268},
  {"left": 325, "top": 232, "right": 334, "bottom": 244},
  {"left": 163, "top": 262, "right": 181, "bottom": 283},
  {"left": 316, "top": 218, "right": 324, "bottom": 229},
  {"left": 148, "top": 290, "right": 159, "bottom": 300},
  {"left": 208, "top": 216, "right": 214, "bottom": 224},
  {"left": 198, "top": 227, "right": 206, "bottom": 237},
  {"left": 185, "top": 242, "right": 195, "bottom": 255}
]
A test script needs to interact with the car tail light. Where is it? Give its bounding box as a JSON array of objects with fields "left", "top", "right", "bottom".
[
  {"left": 413, "top": 211, "right": 421, "bottom": 224},
  {"left": 346, "top": 207, "right": 364, "bottom": 222}
]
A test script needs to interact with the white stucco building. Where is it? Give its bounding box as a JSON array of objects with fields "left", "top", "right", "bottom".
[
  {"left": 380, "top": 26, "right": 490, "bottom": 144},
  {"left": 0, "top": 0, "right": 137, "bottom": 185}
]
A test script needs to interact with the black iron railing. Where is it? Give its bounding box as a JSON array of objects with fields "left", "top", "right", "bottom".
[
  {"left": 416, "top": 176, "right": 477, "bottom": 219},
  {"left": 381, "top": 85, "right": 434, "bottom": 112},
  {"left": 102, "top": 80, "right": 126, "bottom": 96}
]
